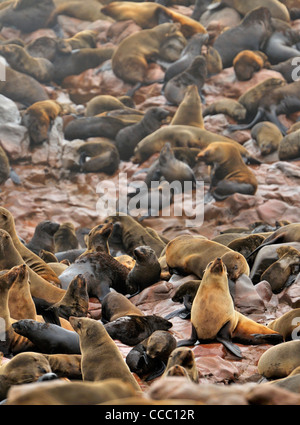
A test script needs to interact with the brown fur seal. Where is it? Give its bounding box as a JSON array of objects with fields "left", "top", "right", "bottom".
[
  {"left": 77, "top": 140, "right": 120, "bottom": 175},
  {"left": 144, "top": 142, "right": 196, "bottom": 188},
  {"left": 101, "top": 1, "right": 206, "bottom": 37},
  {"left": 267, "top": 308, "right": 300, "bottom": 342},
  {"left": 229, "top": 80, "right": 300, "bottom": 135},
  {"left": 0, "top": 208, "right": 61, "bottom": 287},
  {"left": 203, "top": 99, "right": 247, "bottom": 122},
  {"left": 103, "top": 314, "right": 172, "bottom": 346},
  {"left": 177, "top": 258, "right": 283, "bottom": 358},
  {"left": 125, "top": 245, "right": 161, "bottom": 296},
  {"left": 12, "top": 319, "right": 80, "bottom": 354},
  {"left": 0, "top": 0, "right": 56, "bottom": 33},
  {"left": 81, "top": 222, "right": 113, "bottom": 256},
  {"left": 165, "top": 234, "right": 250, "bottom": 281},
  {"left": 25, "top": 36, "right": 71, "bottom": 62},
  {"left": 126, "top": 330, "right": 176, "bottom": 380},
  {"left": 217, "top": 0, "right": 290, "bottom": 21},
  {"left": 64, "top": 116, "right": 130, "bottom": 141},
  {"left": 6, "top": 264, "right": 36, "bottom": 321},
  {"left": 170, "top": 84, "right": 204, "bottom": 128},
  {"left": 47, "top": 0, "right": 111, "bottom": 24},
  {"left": 111, "top": 22, "right": 184, "bottom": 95},
  {"left": 163, "top": 33, "right": 209, "bottom": 85},
  {"left": 65, "top": 30, "right": 97, "bottom": 50},
  {"left": 43, "top": 354, "right": 82, "bottom": 380},
  {"left": 260, "top": 246, "right": 300, "bottom": 293},
  {"left": 54, "top": 222, "right": 78, "bottom": 253},
  {"left": 85, "top": 95, "right": 136, "bottom": 117},
  {"left": 69, "top": 316, "right": 140, "bottom": 390},
  {"left": 204, "top": 46, "right": 223, "bottom": 77},
  {"left": 52, "top": 47, "right": 114, "bottom": 84},
  {"left": 0, "top": 146, "right": 10, "bottom": 185},
  {"left": 104, "top": 214, "right": 166, "bottom": 257},
  {"left": 227, "top": 234, "right": 266, "bottom": 263},
  {"left": 164, "top": 279, "right": 201, "bottom": 320},
  {"left": 233, "top": 50, "right": 270, "bottom": 81},
  {"left": 278, "top": 129, "right": 300, "bottom": 161},
  {"left": 264, "top": 20, "right": 300, "bottom": 65},
  {"left": 162, "top": 347, "right": 199, "bottom": 383},
  {"left": 0, "top": 351, "right": 52, "bottom": 400},
  {"left": 115, "top": 107, "right": 169, "bottom": 161},
  {"left": 0, "top": 66, "right": 49, "bottom": 107},
  {"left": 0, "top": 44, "right": 54, "bottom": 83},
  {"left": 251, "top": 121, "right": 283, "bottom": 156},
  {"left": 22, "top": 100, "right": 63, "bottom": 146},
  {"left": 197, "top": 142, "right": 258, "bottom": 201},
  {"left": 25, "top": 220, "right": 60, "bottom": 255},
  {"left": 164, "top": 55, "right": 207, "bottom": 106},
  {"left": 101, "top": 292, "right": 144, "bottom": 323},
  {"left": 46, "top": 274, "right": 89, "bottom": 321},
  {"left": 257, "top": 340, "right": 300, "bottom": 378},
  {"left": 39, "top": 250, "right": 58, "bottom": 263},
  {"left": 213, "top": 7, "right": 273, "bottom": 68},
  {"left": 132, "top": 125, "right": 255, "bottom": 165}
]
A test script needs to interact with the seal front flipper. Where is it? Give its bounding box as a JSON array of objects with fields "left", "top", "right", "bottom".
[
  {"left": 216, "top": 321, "right": 243, "bottom": 359},
  {"left": 176, "top": 324, "right": 198, "bottom": 347}
]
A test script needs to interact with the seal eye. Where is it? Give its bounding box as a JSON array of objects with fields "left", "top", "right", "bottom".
[{"left": 234, "top": 265, "right": 238, "bottom": 270}]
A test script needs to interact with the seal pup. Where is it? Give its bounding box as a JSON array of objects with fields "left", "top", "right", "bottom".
[
  {"left": 115, "top": 107, "right": 169, "bottom": 161},
  {"left": 77, "top": 140, "right": 120, "bottom": 176},
  {"left": 103, "top": 315, "right": 172, "bottom": 346},
  {"left": 144, "top": 142, "right": 197, "bottom": 190},
  {"left": 54, "top": 222, "right": 79, "bottom": 253},
  {"left": 25, "top": 220, "right": 60, "bottom": 255},
  {"left": 69, "top": 316, "right": 141, "bottom": 390},
  {"left": 251, "top": 121, "right": 283, "bottom": 156},
  {"left": 125, "top": 246, "right": 161, "bottom": 296},
  {"left": 278, "top": 129, "right": 300, "bottom": 161},
  {"left": 197, "top": 142, "right": 258, "bottom": 201},
  {"left": 177, "top": 258, "right": 283, "bottom": 358},
  {"left": 162, "top": 347, "right": 199, "bottom": 383},
  {"left": 126, "top": 330, "right": 176, "bottom": 381},
  {"left": 203, "top": 99, "right": 247, "bottom": 122}
]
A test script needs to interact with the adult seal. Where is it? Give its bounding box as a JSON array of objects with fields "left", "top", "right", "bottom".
[
  {"left": 177, "top": 258, "right": 283, "bottom": 358},
  {"left": 69, "top": 316, "right": 141, "bottom": 391},
  {"left": 101, "top": 292, "right": 144, "bottom": 323},
  {"left": 170, "top": 84, "right": 204, "bottom": 128}
]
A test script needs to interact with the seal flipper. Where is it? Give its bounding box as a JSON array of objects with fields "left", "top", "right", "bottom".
[
  {"left": 216, "top": 321, "right": 243, "bottom": 359},
  {"left": 145, "top": 360, "right": 166, "bottom": 381},
  {"left": 164, "top": 307, "right": 190, "bottom": 320},
  {"left": 176, "top": 324, "right": 198, "bottom": 347},
  {"left": 250, "top": 333, "right": 283, "bottom": 345},
  {"left": 32, "top": 296, "right": 61, "bottom": 326}
]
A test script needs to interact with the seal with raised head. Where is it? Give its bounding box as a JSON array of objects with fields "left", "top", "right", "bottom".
[
  {"left": 115, "top": 107, "right": 170, "bottom": 161},
  {"left": 170, "top": 84, "right": 204, "bottom": 128},
  {"left": 25, "top": 220, "right": 60, "bottom": 255},
  {"left": 69, "top": 316, "right": 141, "bottom": 390},
  {"left": 162, "top": 347, "right": 199, "bottom": 383},
  {"left": 177, "top": 257, "right": 283, "bottom": 358},
  {"left": 197, "top": 142, "right": 258, "bottom": 201}
]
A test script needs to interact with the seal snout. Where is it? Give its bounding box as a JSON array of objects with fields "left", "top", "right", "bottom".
[{"left": 210, "top": 257, "right": 224, "bottom": 273}]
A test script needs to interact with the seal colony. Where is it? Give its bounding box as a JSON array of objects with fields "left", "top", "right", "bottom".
[{"left": 0, "top": 0, "right": 300, "bottom": 406}]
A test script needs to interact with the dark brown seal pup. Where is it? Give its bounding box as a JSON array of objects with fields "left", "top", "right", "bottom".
[
  {"left": 115, "top": 107, "right": 169, "bottom": 161},
  {"left": 165, "top": 234, "right": 250, "bottom": 281},
  {"left": 22, "top": 100, "right": 63, "bottom": 146},
  {"left": 177, "top": 258, "right": 283, "bottom": 358},
  {"left": 164, "top": 55, "right": 207, "bottom": 106},
  {"left": 0, "top": 44, "right": 54, "bottom": 83},
  {"left": 101, "top": 292, "right": 144, "bottom": 323},
  {"left": 197, "top": 142, "right": 258, "bottom": 201},
  {"left": 125, "top": 246, "right": 161, "bottom": 296},
  {"left": 0, "top": 0, "right": 56, "bottom": 33},
  {"left": 162, "top": 347, "right": 199, "bottom": 382},
  {"left": 233, "top": 50, "right": 269, "bottom": 81},
  {"left": 144, "top": 142, "right": 196, "bottom": 188},
  {"left": 25, "top": 220, "right": 60, "bottom": 255},
  {"left": 103, "top": 314, "right": 172, "bottom": 346},
  {"left": 251, "top": 121, "right": 283, "bottom": 156},
  {"left": 0, "top": 66, "right": 49, "bottom": 107},
  {"left": 64, "top": 116, "right": 129, "bottom": 141},
  {"left": 126, "top": 330, "right": 176, "bottom": 380},
  {"left": 54, "top": 223, "right": 79, "bottom": 253},
  {"left": 77, "top": 140, "right": 120, "bottom": 175},
  {"left": 69, "top": 316, "right": 141, "bottom": 390},
  {"left": 25, "top": 36, "right": 71, "bottom": 61},
  {"left": 213, "top": 7, "right": 273, "bottom": 68},
  {"left": 111, "top": 22, "right": 184, "bottom": 96}
]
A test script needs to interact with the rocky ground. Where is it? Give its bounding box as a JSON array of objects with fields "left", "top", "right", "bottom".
[{"left": 1, "top": 5, "right": 300, "bottom": 403}]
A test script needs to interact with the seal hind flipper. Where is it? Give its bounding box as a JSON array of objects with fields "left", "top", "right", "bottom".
[
  {"left": 250, "top": 333, "right": 284, "bottom": 345},
  {"left": 216, "top": 320, "right": 243, "bottom": 359},
  {"left": 32, "top": 296, "right": 61, "bottom": 326},
  {"left": 145, "top": 360, "right": 166, "bottom": 381},
  {"left": 228, "top": 107, "right": 265, "bottom": 132}
]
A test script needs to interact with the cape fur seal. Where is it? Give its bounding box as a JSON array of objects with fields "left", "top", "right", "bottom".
[
  {"left": 101, "top": 292, "right": 144, "bottom": 323},
  {"left": 25, "top": 220, "right": 60, "bottom": 255},
  {"left": 177, "top": 258, "right": 283, "bottom": 358},
  {"left": 170, "top": 84, "right": 204, "bottom": 128},
  {"left": 54, "top": 222, "right": 79, "bottom": 253},
  {"left": 162, "top": 347, "right": 199, "bottom": 382},
  {"left": 197, "top": 142, "right": 258, "bottom": 201},
  {"left": 251, "top": 121, "right": 283, "bottom": 156}
]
